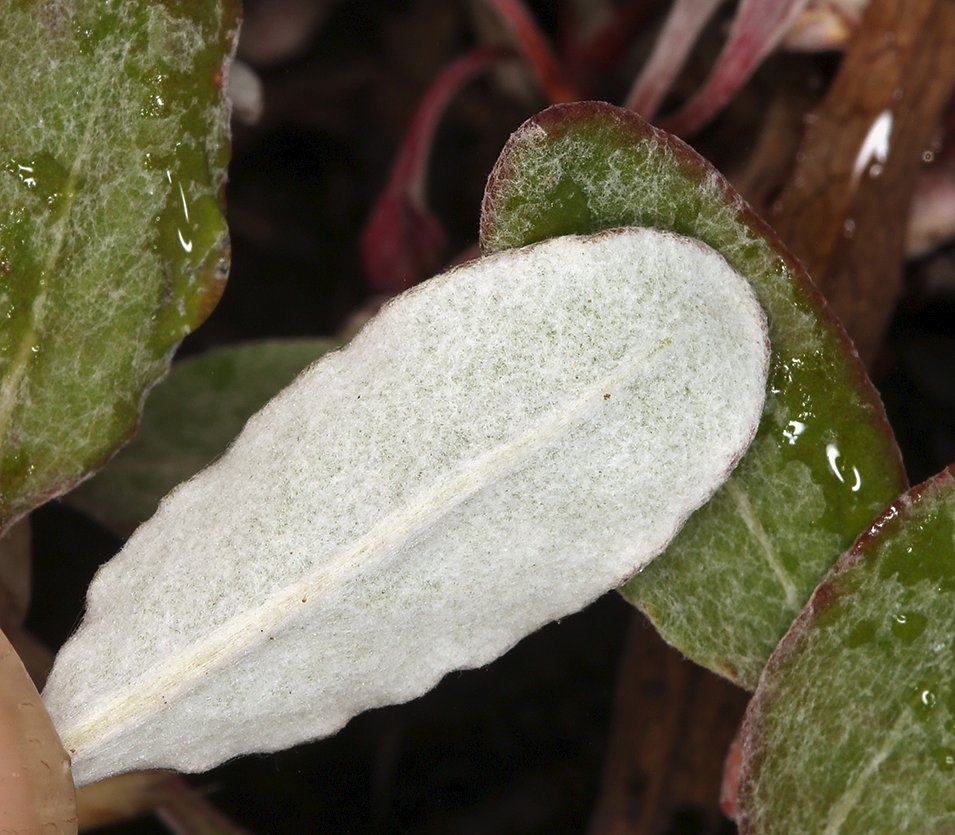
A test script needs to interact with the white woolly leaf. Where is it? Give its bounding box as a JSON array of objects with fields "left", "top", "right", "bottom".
[{"left": 43, "top": 228, "right": 769, "bottom": 786}]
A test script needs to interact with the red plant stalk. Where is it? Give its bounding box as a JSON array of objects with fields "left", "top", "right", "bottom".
[
  {"left": 659, "top": 0, "right": 810, "bottom": 136},
  {"left": 624, "top": 0, "right": 726, "bottom": 118},
  {"left": 481, "top": 0, "right": 579, "bottom": 103},
  {"left": 361, "top": 46, "right": 507, "bottom": 293}
]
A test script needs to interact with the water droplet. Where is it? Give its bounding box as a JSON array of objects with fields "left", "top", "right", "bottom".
[
  {"left": 852, "top": 109, "right": 893, "bottom": 183},
  {"left": 910, "top": 681, "right": 939, "bottom": 721},
  {"left": 878, "top": 511, "right": 955, "bottom": 589},
  {"left": 140, "top": 72, "right": 172, "bottom": 119},
  {"left": 148, "top": 147, "right": 229, "bottom": 351},
  {"left": 3, "top": 152, "right": 70, "bottom": 210},
  {"left": 933, "top": 746, "right": 955, "bottom": 771},
  {"left": 890, "top": 610, "right": 928, "bottom": 642},
  {"left": 783, "top": 420, "right": 806, "bottom": 445},
  {"left": 825, "top": 443, "right": 863, "bottom": 492}
]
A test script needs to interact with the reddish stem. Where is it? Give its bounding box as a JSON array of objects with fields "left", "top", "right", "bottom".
[
  {"left": 482, "top": 0, "right": 579, "bottom": 103},
  {"left": 659, "top": 0, "right": 809, "bottom": 135}
]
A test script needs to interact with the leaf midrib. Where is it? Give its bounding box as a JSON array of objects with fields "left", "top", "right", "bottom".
[
  {"left": 726, "top": 478, "right": 801, "bottom": 611},
  {"left": 60, "top": 334, "right": 681, "bottom": 757},
  {"left": 821, "top": 711, "right": 907, "bottom": 835}
]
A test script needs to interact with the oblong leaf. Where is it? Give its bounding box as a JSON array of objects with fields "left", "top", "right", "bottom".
[
  {"left": 43, "top": 228, "right": 770, "bottom": 785},
  {"left": 736, "top": 465, "right": 955, "bottom": 834},
  {"left": 480, "top": 101, "right": 906, "bottom": 688},
  {"left": 0, "top": 0, "right": 239, "bottom": 533},
  {"left": 69, "top": 339, "right": 338, "bottom": 538}
]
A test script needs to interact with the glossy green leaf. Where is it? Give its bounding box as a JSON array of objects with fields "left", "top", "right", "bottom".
[
  {"left": 736, "top": 466, "right": 955, "bottom": 834},
  {"left": 480, "top": 101, "right": 906, "bottom": 688},
  {"left": 0, "top": 0, "right": 239, "bottom": 534},
  {"left": 68, "top": 339, "right": 337, "bottom": 538}
]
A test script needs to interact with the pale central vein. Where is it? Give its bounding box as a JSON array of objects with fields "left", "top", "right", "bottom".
[
  {"left": 0, "top": 84, "right": 104, "bottom": 482},
  {"left": 822, "top": 712, "right": 907, "bottom": 835},
  {"left": 725, "top": 478, "right": 801, "bottom": 611},
  {"left": 62, "top": 336, "right": 677, "bottom": 751}
]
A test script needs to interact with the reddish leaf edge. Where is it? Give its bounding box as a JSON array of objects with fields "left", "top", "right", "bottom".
[
  {"left": 480, "top": 100, "right": 904, "bottom": 492},
  {"left": 731, "top": 463, "right": 955, "bottom": 832},
  {"left": 0, "top": 4, "right": 241, "bottom": 542}
]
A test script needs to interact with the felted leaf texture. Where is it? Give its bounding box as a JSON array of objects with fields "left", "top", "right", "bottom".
[
  {"left": 480, "top": 101, "right": 906, "bottom": 688},
  {"left": 43, "top": 228, "right": 769, "bottom": 786},
  {"left": 69, "top": 339, "right": 337, "bottom": 538},
  {"left": 0, "top": 0, "right": 239, "bottom": 534},
  {"left": 735, "top": 465, "right": 955, "bottom": 834}
]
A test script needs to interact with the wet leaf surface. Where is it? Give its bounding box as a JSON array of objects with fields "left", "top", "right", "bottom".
[
  {"left": 0, "top": 0, "right": 239, "bottom": 534},
  {"left": 736, "top": 465, "right": 955, "bottom": 834},
  {"left": 69, "top": 339, "right": 336, "bottom": 538},
  {"left": 481, "top": 101, "right": 906, "bottom": 688}
]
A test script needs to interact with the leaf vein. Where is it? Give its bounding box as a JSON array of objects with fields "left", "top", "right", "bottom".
[
  {"left": 59, "top": 335, "right": 678, "bottom": 751},
  {"left": 726, "top": 478, "right": 801, "bottom": 611},
  {"left": 822, "top": 713, "right": 907, "bottom": 835}
]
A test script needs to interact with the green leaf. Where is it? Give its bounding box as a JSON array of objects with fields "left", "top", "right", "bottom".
[
  {"left": 69, "top": 339, "right": 338, "bottom": 538},
  {"left": 0, "top": 0, "right": 239, "bottom": 533},
  {"left": 43, "top": 229, "right": 771, "bottom": 785},
  {"left": 480, "top": 101, "right": 906, "bottom": 688},
  {"left": 735, "top": 466, "right": 955, "bottom": 834}
]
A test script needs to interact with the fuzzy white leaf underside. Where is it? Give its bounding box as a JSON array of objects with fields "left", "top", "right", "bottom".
[{"left": 43, "top": 228, "right": 769, "bottom": 786}]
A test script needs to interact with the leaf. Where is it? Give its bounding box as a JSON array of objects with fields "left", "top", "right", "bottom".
[
  {"left": 69, "top": 339, "right": 337, "bottom": 539},
  {"left": 0, "top": 0, "right": 239, "bottom": 534},
  {"left": 480, "top": 101, "right": 906, "bottom": 688},
  {"left": 42, "top": 228, "right": 770, "bottom": 785},
  {"left": 0, "top": 629, "right": 76, "bottom": 834},
  {"left": 735, "top": 465, "right": 955, "bottom": 834}
]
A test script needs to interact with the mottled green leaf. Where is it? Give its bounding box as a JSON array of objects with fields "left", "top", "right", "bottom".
[
  {"left": 69, "top": 339, "right": 337, "bottom": 538},
  {"left": 736, "top": 466, "right": 955, "bottom": 834},
  {"left": 480, "top": 101, "right": 906, "bottom": 688},
  {"left": 0, "top": 0, "right": 239, "bottom": 533}
]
